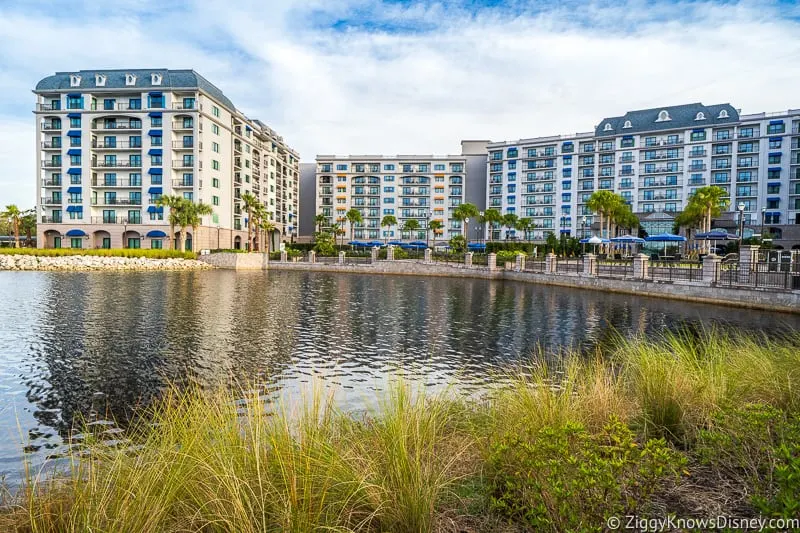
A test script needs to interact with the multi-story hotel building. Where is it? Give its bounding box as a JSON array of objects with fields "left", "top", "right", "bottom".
[
  {"left": 486, "top": 103, "right": 800, "bottom": 246},
  {"left": 314, "top": 142, "right": 488, "bottom": 241},
  {"left": 34, "top": 69, "right": 299, "bottom": 251}
]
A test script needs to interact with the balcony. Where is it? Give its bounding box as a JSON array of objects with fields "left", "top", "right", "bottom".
[
  {"left": 41, "top": 141, "right": 62, "bottom": 150},
  {"left": 92, "top": 161, "right": 142, "bottom": 169},
  {"left": 90, "top": 102, "right": 142, "bottom": 111},
  {"left": 737, "top": 147, "right": 758, "bottom": 154},
  {"left": 639, "top": 179, "right": 682, "bottom": 188},
  {"left": 172, "top": 121, "right": 194, "bottom": 131},
  {"left": 172, "top": 179, "right": 193, "bottom": 188},
  {"left": 42, "top": 178, "right": 62, "bottom": 187},
  {"left": 172, "top": 160, "right": 194, "bottom": 169},
  {"left": 688, "top": 149, "right": 708, "bottom": 157},
  {"left": 737, "top": 160, "right": 759, "bottom": 169},
  {"left": 618, "top": 156, "right": 635, "bottom": 163},
  {"left": 88, "top": 217, "right": 143, "bottom": 225},
  {"left": 41, "top": 216, "right": 62, "bottom": 223},
  {"left": 41, "top": 161, "right": 61, "bottom": 168},
  {"left": 37, "top": 104, "right": 62, "bottom": 112},
  {"left": 688, "top": 178, "right": 706, "bottom": 186},
  {"left": 640, "top": 166, "right": 682, "bottom": 175},
  {"left": 172, "top": 102, "right": 196, "bottom": 110},
  {"left": 92, "top": 122, "right": 142, "bottom": 131},
  {"left": 42, "top": 122, "right": 62, "bottom": 131},
  {"left": 40, "top": 197, "right": 63, "bottom": 206},
  {"left": 91, "top": 197, "right": 142, "bottom": 206},
  {"left": 687, "top": 164, "right": 707, "bottom": 171},
  {"left": 664, "top": 139, "right": 684, "bottom": 146},
  {"left": 92, "top": 141, "right": 142, "bottom": 150},
  {"left": 91, "top": 178, "right": 142, "bottom": 187},
  {"left": 172, "top": 140, "right": 194, "bottom": 149},
  {"left": 639, "top": 194, "right": 682, "bottom": 202},
  {"left": 619, "top": 169, "right": 635, "bottom": 176}
]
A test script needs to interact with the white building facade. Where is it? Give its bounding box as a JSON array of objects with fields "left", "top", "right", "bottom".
[
  {"left": 315, "top": 155, "right": 468, "bottom": 241},
  {"left": 487, "top": 103, "right": 800, "bottom": 243},
  {"left": 34, "top": 69, "right": 299, "bottom": 251}
]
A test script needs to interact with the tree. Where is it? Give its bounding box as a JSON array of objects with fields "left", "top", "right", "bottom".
[
  {"left": 380, "top": 215, "right": 397, "bottom": 243},
  {"left": 1, "top": 205, "right": 23, "bottom": 248},
  {"left": 428, "top": 219, "right": 444, "bottom": 241},
  {"left": 20, "top": 211, "right": 36, "bottom": 247},
  {"left": 685, "top": 186, "right": 729, "bottom": 253},
  {"left": 516, "top": 218, "right": 533, "bottom": 243},
  {"left": 345, "top": 208, "right": 363, "bottom": 242},
  {"left": 545, "top": 232, "right": 559, "bottom": 254},
  {"left": 241, "top": 192, "right": 260, "bottom": 251},
  {"left": 611, "top": 203, "right": 639, "bottom": 237},
  {"left": 252, "top": 204, "right": 270, "bottom": 252},
  {"left": 483, "top": 208, "right": 502, "bottom": 241},
  {"left": 185, "top": 201, "right": 213, "bottom": 252},
  {"left": 314, "top": 214, "right": 326, "bottom": 234},
  {"left": 502, "top": 213, "right": 519, "bottom": 240},
  {"left": 449, "top": 234, "right": 466, "bottom": 253},
  {"left": 402, "top": 219, "right": 420, "bottom": 239},
  {"left": 313, "top": 231, "right": 336, "bottom": 256},
  {"left": 155, "top": 195, "right": 185, "bottom": 250},
  {"left": 333, "top": 222, "right": 346, "bottom": 248},
  {"left": 259, "top": 217, "right": 277, "bottom": 255},
  {"left": 452, "top": 203, "right": 479, "bottom": 240},
  {"left": 586, "top": 190, "right": 623, "bottom": 240},
  {"left": 673, "top": 204, "right": 704, "bottom": 240}
]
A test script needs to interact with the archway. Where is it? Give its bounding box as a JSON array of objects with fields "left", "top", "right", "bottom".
[
  {"left": 234, "top": 236, "right": 242, "bottom": 250},
  {"left": 43, "top": 229, "right": 62, "bottom": 249},
  {"left": 93, "top": 230, "right": 111, "bottom": 249},
  {"left": 123, "top": 230, "right": 141, "bottom": 249},
  {"left": 184, "top": 232, "right": 193, "bottom": 252}
]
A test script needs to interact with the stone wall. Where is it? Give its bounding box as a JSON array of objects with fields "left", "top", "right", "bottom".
[
  {"left": 198, "top": 252, "right": 269, "bottom": 270},
  {"left": 0, "top": 254, "right": 214, "bottom": 271}
]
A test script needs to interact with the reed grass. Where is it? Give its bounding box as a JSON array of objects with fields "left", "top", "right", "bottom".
[{"left": 1, "top": 329, "right": 798, "bottom": 531}]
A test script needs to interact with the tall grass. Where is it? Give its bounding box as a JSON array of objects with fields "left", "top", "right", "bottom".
[
  {"left": 2, "top": 330, "right": 799, "bottom": 531},
  {"left": 0, "top": 248, "right": 198, "bottom": 260}
]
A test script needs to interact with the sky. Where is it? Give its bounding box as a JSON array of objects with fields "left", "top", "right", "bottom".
[{"left": 1, "top": 0, "right": 800, "bottom": 207}]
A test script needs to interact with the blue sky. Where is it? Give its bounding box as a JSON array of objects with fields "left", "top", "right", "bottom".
[{"left": 1, "top": 0, "right": 799, "bottom": 207}]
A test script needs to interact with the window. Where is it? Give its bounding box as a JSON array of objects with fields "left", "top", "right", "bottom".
[
  {"left": 384, "top": 164, "right": 395, "bottom": 171},
  {"left": 70, "top": 74, "right": 81, "bottom": 87},
  {"left": 151, "top": 154, "right": 162, "bottom": 166},
  {"left": 70, "top": 136, "right": 81, "bottom": 147},
  {"left": 739, "top": 127, "right": 754, "bottom": 138},
  {"left": 151, "top": 116, "right": 162, "bottom": 127},
  {"left": 434, "top": 164, "right": 445, "bottom": 171},
  {"left": 767, "top": 122, "right": 785, "bottom": 135},
  {"left": 67, "top": 95, "right": 83, "bottom": 110},
  {"left": 103, "top": 98, "right": 115, "bottom": 111},
  {"left": 70, "top": 238, "right": 83, "bottom": 249},
  {"left": 212, "top": 124, "right": 220, "bottom": 135},
  {"left": 695, "top": 112, "right": 705, "bottom": 121},
  {"left": 769, "top": 138, "right": 782, "bottom": 149},
  {"left": 769, "top": 154, "right": 782, "bottom": 164},
  {"left": 623, "top": 120, "right": 632, "bottom": 129},
  {"left": 70, "top": 155, "right": 81, "bottom": 166},
  {"left": 603, "top": 123, "right": 612, "bottom": 131},
  {"left": 129, "top": 98, "right": 141, "bottom": 110},
  {"left": 69, "top": 116, "right": 80, "bottom": 128},
  {"left": 95, "top": 74, "right": 107, "bottom": 86},
  {"left": 563, "top": 156, "right": 572, "bottom": 166},
  {"left": 718, "top": 109, "right": 729, "bottom": 119},
  {"left": 212, "top": 160, "right": 220, "bottom": 170},
  {"left": 151, "top": 239, "right": 163, "bottom": 249},
  {"left": 212, "top": 106, "right": 220, "bottom": 117},
  {"left": 150, "top": 135, "right": 162, "bottom": 147},
  {"left": 690, "top": 130, "right": 706, "bottom": 142},
  {"left": 212, "top": 195, "right": 220, "bottom": 206},
  {"left": 212, "top": 142, "right": 219, "bottom": 153},
  {"left": 767, "top": 183, "right": 781, "bottom": 194},
  {"left": 130, "top": 173, "right": 142, "bottom": 186},
  {"left": 212, "top": 178, "right": 220, "bottom": 188},
  {"left": 645, "top": 136, "right": 656, "bottom": 147},
  {"left": 656, "top": 110, "right": 671, "bottom": 122},
  {"left": 148, "top": 94, "right": 164, "bottom": 108},
  {"left": 336, "top": 164, "right": 347, "bottom": 171}
]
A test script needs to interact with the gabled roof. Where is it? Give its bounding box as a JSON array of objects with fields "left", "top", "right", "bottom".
[
  {"left": 595, "top": 103, "right": 739, "bottom": 137},
  {"left": 35, "top": 69, "right": 235, "bottom": 111}
]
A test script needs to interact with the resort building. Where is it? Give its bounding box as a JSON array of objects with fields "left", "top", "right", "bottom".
[
  {"left": 313, "top": 141, "right": 488, "bottom": 241},
  {"left": 486, "top": 103, "right": 800, "bottom": 248},
  {"left": 34, "top": 69, "right": 299, "bottom": 251}
]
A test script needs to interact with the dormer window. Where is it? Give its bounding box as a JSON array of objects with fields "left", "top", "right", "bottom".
[
  {"left": 718, "top": 109, "right": 729, "bottom": 119},
  {"left": 623, "top": 120, "right": 632, "bottom": 129},
  {"left": 656, "top": 110, "right": 671, "bottom": 122},
  {"left": 151, "top": 73, "right": 162, "bottom": 85},
  {"left": 603, "top": 123, "right": 613, "bottom": 131},
  {"left": 695, "top": 112, "right": 706, "bottom": 121},
  {"left": 95, "top": 74, "right": 106, "bottom": 87},
  {"left": 126, "top": 74, "right": 137, "bottom": 86},
  {"left": 69, "top": 75, "right": 81, "bottom": 87}
]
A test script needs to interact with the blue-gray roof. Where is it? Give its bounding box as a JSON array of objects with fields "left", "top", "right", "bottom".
[
  {"left": 595, "top": 103, "right": 739, "bottom": 137},
  {"left": 35, "top": 69, "right": 236, "bottom": 111}
]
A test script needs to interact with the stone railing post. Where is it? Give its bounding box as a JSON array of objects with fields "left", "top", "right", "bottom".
[
  {"left": 387, "top": 245, "right": 394, "bottom": 261},
  {"left": 424, "top": 248, "right": 432, "bottom": 263},
  {"left": 583, "top": 253, "right": 597, "bottom": 276},
  {"left": 488, "top": 253, "right": 497, "bottom": 271},
  {"left": 308, "top": 250, "right": 316, "bottom": 264},
  {"left": 703, "top": 253, "right": 721, "bottom": 284},
  {"left": 465, "top": 252, "right": 473, "bottom": 268},
  {"left": 545, "top": 252, "right": 556, "bottom": 274},
  {"left": 516, "top": 253, "right": 525, "bottom": 272},
  {"left": 371, "top": 246, "right": 379, "bottom": 263},
  {"left": 338, "top": 251, "right": 345, "bottom": 265},
  {"left": 280, "top": 251, "right": 288, "bottom": 262},
  {"left": 739, "top": 244, "right": 759, "bottom": 284},
  {"left": 633, "top": 253, "right": 649, "bottom": 280}
]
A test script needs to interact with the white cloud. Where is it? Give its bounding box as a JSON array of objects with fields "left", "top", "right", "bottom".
[{"left": 0, "top": 0, "right": 799, "bottom": 208}]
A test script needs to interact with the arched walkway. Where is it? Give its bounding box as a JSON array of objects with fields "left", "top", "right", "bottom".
[
  {"left": 93, "top": 230, "right": 111, "bottom": 249},
  {"left": 43, "top": 229, "right": 61, "bottom": 249},
  {"left": 123, "top": 230, "right": 141, "bottom": 249},
  {"left": 234, "top": 236, "right": 242, "bottom": 250}
]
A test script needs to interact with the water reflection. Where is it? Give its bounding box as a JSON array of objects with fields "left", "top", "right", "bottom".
[{"left": 0, "top": 269, "right": 798, "bottom": 482}]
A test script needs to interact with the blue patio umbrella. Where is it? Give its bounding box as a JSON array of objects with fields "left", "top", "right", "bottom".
[
  {"left": 611, "top": 234, "right": 645, "bottom": 255},
  {"left": 467, "top": 242, "right": 487, "bottom": 251},
  {"left": 579, "top": 237, "right": 610, "bottom": 244},
  {"left": 695, "top": 231, "right": 740, "bottom": 254},
  {"left": 409, "top": 240, "right": 427, "bottom": 247},
  {"left": 347, "top": 240, "right": 367, "bottom": 247},
  {"left": 387, "top": 240, "right": 403, "bottom": 246},
  {"left": 644, "top": 233, "right": 686, "bottom": 256},
  {"left": 366, "top": 240, "right": 384, "bottom": 247}
]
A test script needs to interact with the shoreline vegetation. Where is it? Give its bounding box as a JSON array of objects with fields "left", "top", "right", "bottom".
[{"left": 2, "top": 331, "right": 799, "bottom": 532}]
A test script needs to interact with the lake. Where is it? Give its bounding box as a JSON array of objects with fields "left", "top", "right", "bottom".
[{"left": 1, "top": 269, "right": 798, "bottom": 482}]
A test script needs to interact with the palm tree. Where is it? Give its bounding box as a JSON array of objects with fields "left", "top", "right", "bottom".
[
  {"left": 251, "top": 204, "right": 268, "bottom": 252},
  {"left": 345, "top": 208, "right": 363, "bottom": 243},
  {"left": 333, "top": 223, "right": 346, "bottom": 248},
  {"left": 452, "top": 202, "right": 479, "bottom": 241},
  {"left": 502, "top": 213, "right": 519, "bottom": 241},
  {"left": 260, "top": 218, "right": 277, "bottom": 255},
  {"left": 380, "top": 215, "right": 397, "bottom": 244},
  {"left": 482, "top": 208, "right": 502, "bottom": 242},
  {"left": 685, "top": 186, "right": 729, "bottom": 253},
  {"left": 515, "top": 217, "right": 532, "bottom": 243},
  {"left": 428, "top": 219, "right": 444, "bottom": 243},
  {"left": 155, "top": 195, "right": 185, "bottom": 250},
  {"left": 20, "top": 211, "right": 36, "bottom": 247},
  {"left": 185, "top": 201, "right": 214, "bottom": 252},
  {"left": 402, "top": 219, "right": 421, "bottom": 240},
  {"left": 314, "top": 214, "right": 326, "bottom": 234},
  {"left": 2, "top": 205, "right": 23, "bottom": 248},
  {"left": 241, "top": 192, "right": 260, "bottom": 251}
]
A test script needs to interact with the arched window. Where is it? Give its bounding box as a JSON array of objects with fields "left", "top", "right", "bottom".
[
  {"left": 718, "top": 109, "right": 729, "bottom": 119},
  {"left": 656, "top": 110, "right": 671, "bottom": 122},
  {"left": 623, "top": 120, "right": 632, "bottom": 128},
  {"left": 695, "top": 112, "right": 705, "bottom": 120},
  {"left": 69, "top": 74, "right": 81, "bottom": 87},
  {"left": 603, "top": 123, "right": 613, "bottom": 131},
  {"left": 151, "top": 73, "right": 163, "bottom": 85},
  {"left": 126, "top": 74, "right": 137, "bottom": 86},
  {"left": 95, "top": 74, "right": 106, "bottom": 87}
]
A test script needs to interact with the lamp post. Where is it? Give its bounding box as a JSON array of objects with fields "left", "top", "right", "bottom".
[
  {"left": 464, "top": 217, "right": 470, "bottom": 244},
  {"left": 761, "top": 206, "right": 766, "bottom": 241},
  {"left": 216, "top": 224, "right": 220, "bottom": 250},
  {"left": 737, "top": 202, "right": 745, "bottom": 240},
  {"left": 582, "top": 215, "right": 587, "bottom": 238},
  {"left": 426, "top": 209, "right": 431, "bottom": 249},
  {"left": 479, "top": 211, "right": 484, "bottom": 243},
  {"left": 123, "top": 218, "right": 128, "bottom": 249}
]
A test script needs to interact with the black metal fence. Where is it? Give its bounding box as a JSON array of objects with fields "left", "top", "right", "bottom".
[
  {"left": 523, "top": 260, "right": 546, "bottom": 273},
  {"left": 555, "top": 258, "right": 583, "bottom": 274},
  {"left": 596, "top": 259, "right": 633, "bottom": 278},
  {"left": 716, "top": 261, "right": 800, "bottom": 291},
  {"left": 431, "top": 252, "right": 464, "bottom": 264},
  {"left": 471, "top": 253, "right": 489, "bottom": 266},
  {"left": 648, "top": 261, "right": 703, "bottom": 282}
]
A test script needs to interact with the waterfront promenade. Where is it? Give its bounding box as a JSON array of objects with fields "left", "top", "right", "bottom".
[{"left": 200, "top": 246, "right": 800, "bottom": 314}]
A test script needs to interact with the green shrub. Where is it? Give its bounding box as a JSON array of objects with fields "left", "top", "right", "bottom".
[
  {"left": 312, "top": 232, "right": 337, "bottom": 256},
  {"left": 449, "top": 235, "right": 466, "bottom": 253},
  {"left": 486, "top": 242, "right": 535, "bottom": 254},
  {"left": 488, "top": 416, "right": 685, "bottom": 532},
  {"left": 495, "top": 250, "right": 524, "bottom": 264},
  {"left": 0, "top": 248, "right": 196, "bottom": 259}
]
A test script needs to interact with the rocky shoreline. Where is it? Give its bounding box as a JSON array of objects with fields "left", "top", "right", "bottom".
[{"left": 0, "top": 254, "right": 215, "bottom": 271}]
